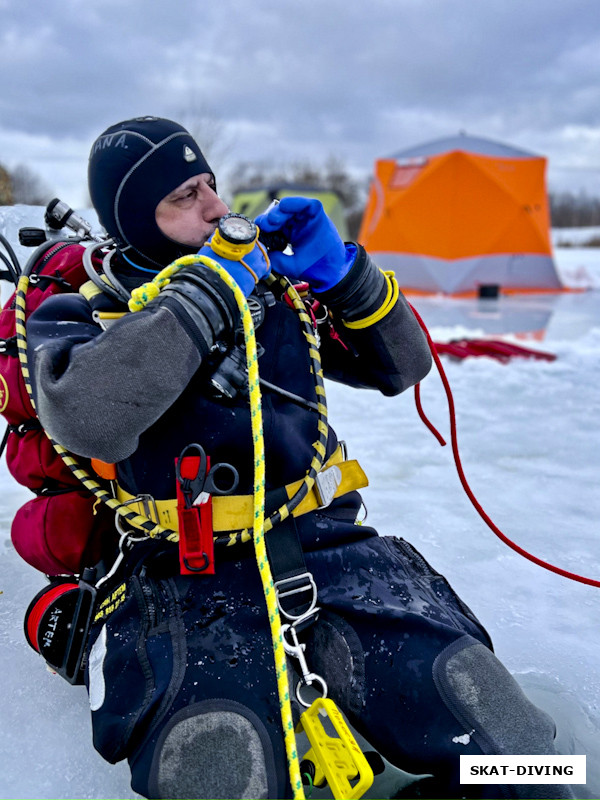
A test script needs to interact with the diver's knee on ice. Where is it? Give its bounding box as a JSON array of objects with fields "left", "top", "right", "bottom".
[
  {"left": 433, "top": 635, "right": 575, "bottom": 799},
  {"left": 135, "top": 700, "right": 279, "bottom": 799}
]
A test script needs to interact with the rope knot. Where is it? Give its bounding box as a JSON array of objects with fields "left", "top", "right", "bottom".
[{"left": 128, "top": 281, "right": 161, "bottom": 312}]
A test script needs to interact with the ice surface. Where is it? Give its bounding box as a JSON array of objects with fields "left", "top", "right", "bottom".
[{"left": 1, "top": 207, "right": 599, "bottom": 798}]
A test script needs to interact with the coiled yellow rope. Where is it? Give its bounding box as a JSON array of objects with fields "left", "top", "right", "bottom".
[{"left": 130, "top": 255, "right": 305, "bottom": 799}]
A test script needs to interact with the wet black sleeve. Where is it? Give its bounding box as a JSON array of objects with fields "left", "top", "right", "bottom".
[{"left": 315, "top": 245, "right": 433, "bottom": 395}]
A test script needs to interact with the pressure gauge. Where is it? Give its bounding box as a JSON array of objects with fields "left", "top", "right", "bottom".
[{"left": 218, "top": 214, "right": 258, "bottom": 245}]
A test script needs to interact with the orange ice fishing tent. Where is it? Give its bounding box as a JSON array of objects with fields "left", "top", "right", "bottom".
[{"left": 358, "top": 133, "right": 563, "bottom": 296}]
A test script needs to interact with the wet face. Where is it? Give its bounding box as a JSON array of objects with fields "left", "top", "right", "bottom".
[{"left": 155, "top": 173, "right": 229, "bottom": 249}]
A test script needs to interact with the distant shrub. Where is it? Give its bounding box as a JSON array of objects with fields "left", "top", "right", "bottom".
[
  {"left": 0, "top": 164, "right": 13, "bottom": 205},
  {"left": 550, "top": 191, "right": 600, "bottom": 228}
]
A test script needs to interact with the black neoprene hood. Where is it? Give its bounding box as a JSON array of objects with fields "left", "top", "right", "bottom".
[{"left": 88, "top": 116, "right": 214, "bottom": 270}]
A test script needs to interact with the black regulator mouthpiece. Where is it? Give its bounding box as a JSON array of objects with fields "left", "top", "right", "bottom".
[{"left": 210, "top": 336, "right": 266, "bottom": 400}]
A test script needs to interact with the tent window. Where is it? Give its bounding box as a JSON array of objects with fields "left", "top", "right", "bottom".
[{"left": 389, "top": 164, "right": 425, "bottom": 190}]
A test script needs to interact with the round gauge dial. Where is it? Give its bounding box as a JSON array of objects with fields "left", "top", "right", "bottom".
[{"left": 218, "top": 214, "right": 257, "bottom": 245}]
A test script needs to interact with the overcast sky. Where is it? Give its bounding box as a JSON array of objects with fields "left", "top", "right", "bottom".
[{"left": 1, "top": 0, "right": 599, "bottom": 206}]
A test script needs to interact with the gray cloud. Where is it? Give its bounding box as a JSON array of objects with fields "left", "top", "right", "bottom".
[{"left": 1, "top": 0, "right": 599, "bottom": 204}]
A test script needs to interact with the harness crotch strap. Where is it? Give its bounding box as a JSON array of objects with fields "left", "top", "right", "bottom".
[{"left": 114, "top": 444, "right": 368, "bottom": 535}]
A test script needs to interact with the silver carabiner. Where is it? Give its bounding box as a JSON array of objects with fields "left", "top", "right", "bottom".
[
  {"left": 281, "top": 623, "right": 328, "bottom": 708},
  {"left": 281, "top": 622, "right": 306, "bottom": 661}
]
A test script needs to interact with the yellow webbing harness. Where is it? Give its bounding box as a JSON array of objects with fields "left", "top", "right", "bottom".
[{"left": 114, "top": 444, "right": 368, "bottom": 538}]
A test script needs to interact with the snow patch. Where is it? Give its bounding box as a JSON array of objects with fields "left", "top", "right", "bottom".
[{"left": 452, "top": 733, "right": 472, "bottom": 745}]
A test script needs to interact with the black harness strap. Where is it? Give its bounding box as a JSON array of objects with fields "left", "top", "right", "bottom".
[{"left": 264, "top": 488, "right": 318, "bottom": 631}]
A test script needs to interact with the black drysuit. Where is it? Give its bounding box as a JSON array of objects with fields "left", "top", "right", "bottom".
[{"left": 27, "top": 246, "right": 571, "bottom": 799}]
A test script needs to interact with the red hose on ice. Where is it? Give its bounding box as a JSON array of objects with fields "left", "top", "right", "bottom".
[{"left": 410, "top": 303, "right": 600, "bottom": 589}]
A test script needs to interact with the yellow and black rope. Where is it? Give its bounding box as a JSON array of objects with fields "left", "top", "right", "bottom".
[
  {"left": 14, "top": 274, "right": 178, "bottom": 542},
  {"left": 212, "top": 273, "right": 329, "bottom": 547}
]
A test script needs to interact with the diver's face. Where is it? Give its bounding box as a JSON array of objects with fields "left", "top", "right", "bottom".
[{"left": 155, "top": 173, "right": 229, "bottom": 248}]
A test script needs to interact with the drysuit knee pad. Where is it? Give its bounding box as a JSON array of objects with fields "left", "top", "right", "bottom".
[
  {"left": 433, "top": 636, "right": 557, "bottom": 756},
  {"left": 433, "top": 636, "right": 575, "bottom": 799},
  {"left": 140, "top": 699, "right": 279, "bottom": 799}
]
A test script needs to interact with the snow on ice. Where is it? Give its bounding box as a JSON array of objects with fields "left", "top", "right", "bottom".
[{"left": 1, "top": 207, "right": 599, "bottom": 799}]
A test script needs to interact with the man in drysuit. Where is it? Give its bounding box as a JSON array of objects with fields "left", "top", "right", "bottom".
[{"left": 26, "top": 116, "right": 572, "bottom": 799}]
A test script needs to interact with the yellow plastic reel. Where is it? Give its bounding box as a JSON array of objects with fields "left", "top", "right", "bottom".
[{"left": 297, "top": 697, "right": 374, "bottom": 800}]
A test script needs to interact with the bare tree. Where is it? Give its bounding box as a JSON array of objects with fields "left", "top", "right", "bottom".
[
  {"left": 0, "top": 163, "right": 14, "bottom": 205},
  {"left": 549, "top": 190, "right": 600, "bottom": 228},
  {"left": 9, "top": 164, "right": 52, "bottom": 205},
  {"left": 176, "top": 96, "right": 237, "bottom": 179}
]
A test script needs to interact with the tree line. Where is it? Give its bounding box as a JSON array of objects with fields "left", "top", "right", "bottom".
[
  {"left": 226, "top": 157, "right": 367, "bottom": 240},
  {"left": 0, "top": 162, "right": 52, "bottom": 205},
  {"left": 228, "top": 167, "right": 600, "bottom": 236},
  {"left": 2, "top": 157, "right": 600, "bottom": 235},
  {"left": 548, "top": 191, "right": 600, "bottom": 228}
]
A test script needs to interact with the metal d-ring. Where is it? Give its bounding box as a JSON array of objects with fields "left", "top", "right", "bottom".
[{"left": 296, "top": 673, "right": 328, "bottom": 709}]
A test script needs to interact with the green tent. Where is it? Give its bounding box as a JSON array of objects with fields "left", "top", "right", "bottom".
[{"left": 230, "top": 184, "right": 349, "bottom": 240}]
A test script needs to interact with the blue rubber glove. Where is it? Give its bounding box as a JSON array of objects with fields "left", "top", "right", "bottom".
[
  {"left": 255, "top": 197, "right": 356, "bottom": 291},
  {"left": 196, "top": 238, "right": 270, "bottom": 297}
]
